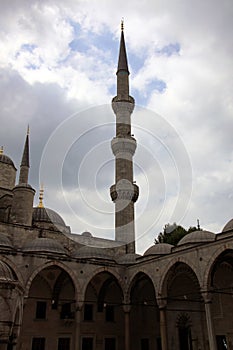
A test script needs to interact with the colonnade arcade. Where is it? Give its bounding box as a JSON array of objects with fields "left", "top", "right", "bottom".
[{"left": 0, "top": 248, "right": 233, "bottom": 350}]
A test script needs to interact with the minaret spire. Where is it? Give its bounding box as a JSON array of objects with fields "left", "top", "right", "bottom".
[
  {"left": 19, "top": 126, "right": 30, "bottom": 184},
  {"left": 110, "top": 22, "right": 139, "bottom": 253},
  {"left": 117, "top": 19, "right": 129, "bottom": 75}
]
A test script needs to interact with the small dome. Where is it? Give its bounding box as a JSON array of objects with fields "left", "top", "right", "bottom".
[
  {"left": 117, "top": 253, "right": 141, "bottom": 264},
  {"left": 0, "top": 233, "right": 13, "bottom": 250},
  {"left": 32, "top": 207, "right": 66, "bottom": 227},
  {"left": 178, "top": 230, "right": 215, "bottom": 246},
  {"left": 0, "top": 154, "right": 16, "bottom": 168},
  {"left": 222, "top": 219, "right": 233, "bottom": 232},
  {"left": 0, "top": 261, "right": 15, "bottom": 282},
  {"left": 74, "top": 246, "right": 114, "bottom": 260},
  {"left": 81, "top": 231, "right": 93, "bottom": 237},
  {"left": 23, "top": 237, "right": 67, "bottom": 255},
  {"left": 144, "top": 243, "right": 173, "bottom": 256}
]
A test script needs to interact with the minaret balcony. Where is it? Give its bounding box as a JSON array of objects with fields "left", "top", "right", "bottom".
[
  {"left": 112, "top": 97, "right": 135, "bottom": 115},
  {"left": 111, "top": 137, "right": 137, "bottom": 156},
  {"left": 110, "top": 181, "right": 139, "bottom": 203}
]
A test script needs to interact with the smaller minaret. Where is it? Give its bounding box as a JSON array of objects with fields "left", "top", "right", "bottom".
[
  {"left": 19, "top": 125, "right": 30, "bottom": 184},
  {"left": 10, "top": 128, "right": 35, "bottom": 226}
]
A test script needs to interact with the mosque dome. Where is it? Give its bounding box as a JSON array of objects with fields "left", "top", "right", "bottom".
[
  {"left": 177, "top": 230, "right": 215, "bottom": 246},
  {"left": 81, "top": 231, "right": 93, "bottom": 237},
  {"left": 222, "top": 219, "right": 233, "bottom": 232},
  {"left": 23, "top": 237, "right": 67, "bottom": 255},
  {"left": 144, "top": 243, "right": 173, "bottom": 256},
  {"left": 74, "top": 245, "right": 114, "bottom": 261},
  {"left": 0, "top": 261, "right": 15, "bottom": 282},
  {"left": 117, "top": 253, "right": 141, "bottom": 264},
  {"left": 0, "top": 153, "right": 16, "bottom": 169},
  {"left": 0, "top": 233, "right": 13, "bottom": 250},
  {"left": 32, "top": 207, "right": 66, "bottom": 227}
]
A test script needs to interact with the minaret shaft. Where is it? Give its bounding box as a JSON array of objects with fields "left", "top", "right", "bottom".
[{"left": 110, "top": 25, "right": 139, "bottom": 253}]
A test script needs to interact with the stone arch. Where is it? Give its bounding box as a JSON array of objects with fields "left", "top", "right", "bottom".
[
  {"left": 203, "top": 243, "right": 233, "bottom": 290},
  {"left": 83, "top": 266, "right": 126, "bottom": 300},
  {"left": 158, "top": 256, "right": 200, "bottom": 298},
  {"left": 82, "top": 269, "right": 125, "bottom": 349},
  {"left": 128, "top": 271, "right": 160, "bottom": 350},
  {"left": 0, "top": 256, "right": 24, "bottom": 286},
  {"left": 126, "top": 270, "right": 157, "bottom": 303},
  {"left": 24, "top": 260, "right": 81, "bottom": 298},
  {"left": 160, "top": 260, "right": 205, "bottom": 350}
]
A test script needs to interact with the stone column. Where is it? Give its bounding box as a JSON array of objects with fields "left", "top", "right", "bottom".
[
  {"left": 75, "top": 302, "right": 83, "bottom": 350},
  {"left": 158, "top": 299, "right": 168, "bottom": 350},
  {"left": 123, "top": 305, "right": 131, "bottom": 350},
  {"left": 203, "top": 293, "right": 217, "bottom": 350}
]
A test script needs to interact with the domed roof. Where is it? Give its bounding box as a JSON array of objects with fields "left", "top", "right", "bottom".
[
  {"left": 0, "top": 261, "right": 15, "bottom": 282},
  {"left": 23, "top": 237, "right": 67, "bottom": 255},
  {"left": 74, "top": 246, "right": 114, "bottom": 260},
  {"left": 117, "top": 253, "right": 141, "bottom": 264},
  {"left": 144, "top": 243, "right": 173, "bottom": 256},
  {"left": 0, "top": 153, "right": 16, "bottom": 169},
  {"left": 222, "top": 219, "right": 233, "bottom": 232},
  {"left": 32, "top": 207, "right": 66, "bottom": 227},
  {"left": 81, "top": 231, "right": 93, "bottom": 237},
  {"left": 178, "top": 230, "right": 215, "bottom": 246},
  {"left": 0, "top": 233, "right": 13, "bottom": 250}
]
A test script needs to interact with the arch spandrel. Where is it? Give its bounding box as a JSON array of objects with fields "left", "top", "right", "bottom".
[{"left": 24, "top": 260, "right": 81, "bottom": 299}]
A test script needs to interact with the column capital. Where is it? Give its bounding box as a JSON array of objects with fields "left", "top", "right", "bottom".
[
  {"left": 201, "top": 290, "right": 213, "bottom": 303},
  {"left": 157, "top": 298, "right": 167, "bottom": 309},
  {"left": 123, "top": 304, "right": 131, "bottom": 313}
]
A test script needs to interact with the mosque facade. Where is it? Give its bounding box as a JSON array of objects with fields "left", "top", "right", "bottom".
[{"left": 0, "top": 25, "right": 233, "bottom": 350}]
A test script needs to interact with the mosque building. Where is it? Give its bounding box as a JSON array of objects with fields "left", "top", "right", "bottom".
[{"left": 0, "top": 23, "right": 233, "bottom": 350}]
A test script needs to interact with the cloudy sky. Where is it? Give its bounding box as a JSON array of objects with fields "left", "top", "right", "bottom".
[{"left": 0, "top": 0, "right": 233, "bottom": 253}]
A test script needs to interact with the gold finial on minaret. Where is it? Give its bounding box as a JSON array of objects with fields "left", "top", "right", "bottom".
[
  {"left": 27, "top": 124, "right": 30, "bottom": 136},
  {"left": 0, "top": 146, "right": 3, "bottom": 155},
  {"left": 38, "top": 184, "right": 44, "bottom": 208},
  {"left": 121, "top": 18, "right": 124, "bottom": 31}
]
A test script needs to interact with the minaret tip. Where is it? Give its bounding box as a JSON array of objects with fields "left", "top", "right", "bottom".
[
  {"left": 121, "top": 18, "right": 124, "bottom": 31},
  {"left": 38, "top": 184, "right": 44, "bottom": 208},
  {"left": 27, "top": 124, "right": 30, "bottom": 136}
]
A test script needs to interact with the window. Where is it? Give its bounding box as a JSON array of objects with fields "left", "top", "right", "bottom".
[
  {"left": 216, "top": 335, "right": 228, "bottom": 350},
  {"left": 82, "top": 337, "right": 93, "bottom": 350},
  {"left": 105, "top": 338, "right": 116, "bottom": 350},
  {"left": 36, "top": 302, "right": 46, "bottom": 319},
  {"left": 60, "top": 303, "right": 74, "bottom": 319},
  {"left": 84, "top": 304, "right": 93, "bottom": 321},
  {"left": 105, "top": 305, "right": 114, "bottom": 322},
  {"left": 31, "top": 337, "right": 45, "bottom": 350},
  {"left": 141, "top": 338, "right": 149, "bottom": 350},
  {"left": 58, "top": 338, "right": 70, "bottom": 350}
]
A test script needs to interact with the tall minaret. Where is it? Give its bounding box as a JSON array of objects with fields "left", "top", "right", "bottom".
[{"left": 110, "top": 21, "right": 139, "bottom": 253}]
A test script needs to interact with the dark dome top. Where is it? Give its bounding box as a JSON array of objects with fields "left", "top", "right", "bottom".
[
  {"left": 178, "top": 230, "right": 215, "bottom": 246},
  {"left": 81, "top": 231, "right": 93, "bottom": 237},
  {"left": 144, "top": 243, "right": 173, "bottom": 256},
  {"left": 0, "top": 261, "right": 15, "bottom": 282},
  {"left": 0, "top": 233, "right": 13, "bottom": 249},
  {"left": 0, "top": 154, "right": 16, "bottom": 168},
  {"left": 23, "top": 237, "right": 67, "bottom": 255},
  {"left": 32, "top": 207, "right": 66, "bottom": 227},
  {"left": 222, "top": 219, "right": 233, "bottom": 232}
]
